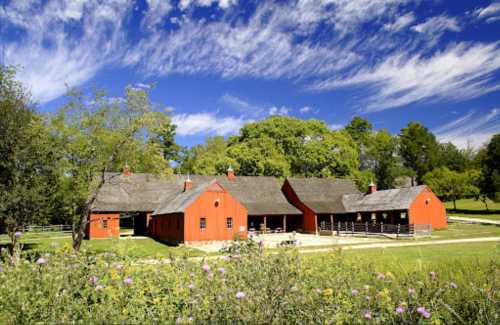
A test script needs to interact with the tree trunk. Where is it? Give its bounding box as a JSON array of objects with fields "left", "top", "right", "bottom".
[{"left": 453, "top": 199, "right": 457, "bottom": 211}]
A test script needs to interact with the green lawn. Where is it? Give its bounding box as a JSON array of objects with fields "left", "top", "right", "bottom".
[
  {"left": 305, "top": 242, "right": 499, "bottom": 269},
  {"left": 445, "top": 198, "right": 500, "bottom": 220}
]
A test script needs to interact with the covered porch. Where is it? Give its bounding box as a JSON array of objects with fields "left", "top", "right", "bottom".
[{"left": 248, "top": 214, "right": 302, "bottom": 233}]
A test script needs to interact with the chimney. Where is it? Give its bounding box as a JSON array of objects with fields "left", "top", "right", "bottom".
[
  {"left": 122, "top": 163, "right": 131, "bottom": 177},
  {"left": 368, "top": 180, "right": 377, "bottom": 194},
  {"left": 184, "top": 175, "right": 192, "bottom": 191},
  {"left": 227, "top": 166, "right": 236, "bottom": 180}
]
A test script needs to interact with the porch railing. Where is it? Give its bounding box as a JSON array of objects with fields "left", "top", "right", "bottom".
[{"left": 318, "top": 222, "right": 432, "bottom": 237}]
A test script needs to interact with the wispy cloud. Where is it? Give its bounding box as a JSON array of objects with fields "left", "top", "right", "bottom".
[
  {"left": 474, "top": 2, "right": 500, "bottom": 23},
  {"left": 383, "top": 13, "right": 415, "bottom": 31},
  {"left": 311, "top": 42, "right": 500, "bottom": 111},
  {"left": 434, "top": 108, "right": 500, "bottom": 149},
  {"left": 172, "top": 112, "right": 249, "bottom": 136},
  {"left": 411, "top": 15, "right": 461, "bottom": 34}
]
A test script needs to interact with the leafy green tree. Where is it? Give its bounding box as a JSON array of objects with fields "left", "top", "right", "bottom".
[
  {"left": 345, "top": 116, "right": 373, "bottom": 144},
  {"left": 422, "top": 167, "right": 478, "bottom": 210},
  {"left": 436, "top": 142, "right": 473, "bottom": 172},
  {"left": 480, "top": 134, "right": 500, "bottom": 202},
  {"left": 0, "top": 66, "right": 61, "bottom": 255},
  {"left": 49, "top": 86, "right": 175, "bottom": 250},
  {"left": 367, "top": 129, "right": 401, "bottom": 189},
  {"left": 178, "top": 136, "right": 236, "bottom": 175},
  {"left": 399, "top": 122, "right": 439, "bottom": 185}
]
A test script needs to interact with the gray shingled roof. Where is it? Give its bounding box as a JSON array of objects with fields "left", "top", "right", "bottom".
[
  {"left": 342, "top": 185, "right": 426, "bottom": 212},
  {"left": 153, "top": 179, "right": 217, "bottom": 215},
  {"left": 285, "top": 177, "right": 361, "bottom": 214},
  {"left": 91, "top": 173, "right": 300, "bottom": 216}
]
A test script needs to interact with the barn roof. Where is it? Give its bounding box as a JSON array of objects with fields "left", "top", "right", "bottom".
[
  {"left": 342, "top": 185, "right": 426, "bottom": 212},
  {"left": 285, "top": 177, "right": 361, "bottom": 214},
  {"left": 90, "top": 173, "right": 300, "bottom": 216},
  {"left": 152, "top": 179, "right": 218, "bottom": 215}
]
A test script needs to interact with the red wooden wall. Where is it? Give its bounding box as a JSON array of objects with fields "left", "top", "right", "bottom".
[
  {"left": 87, "top": 213, "right": 120, "bottom": 239},
  {"left": 409, "top": 187, "right": 448, "bottom": 229},
  {"left": 281, "top": 180, "right": 315, "bottom": 233}
]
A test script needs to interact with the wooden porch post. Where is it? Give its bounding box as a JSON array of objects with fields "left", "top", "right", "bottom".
[
  {"left": 330, "top": 214, "right": 334, "bottom": 236},
  {"left": 264, "top": 216, "right": 267, "bottom": 233},
  {"left": 314, "top": 214, "right": 318, "bottom": 236},
  {"left": 283, "top": 215, "right": 287, "bottom": 232}
]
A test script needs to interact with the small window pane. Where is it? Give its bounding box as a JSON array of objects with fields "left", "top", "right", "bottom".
[
  {"left": 200, "top": 217, "right": 206, "bottom": 231},
  {"left": 102, "top": 219, "right": 108, "bottom": 229},
  {"left": 226, "top": 217, "right": 233, "bottom": 229}
]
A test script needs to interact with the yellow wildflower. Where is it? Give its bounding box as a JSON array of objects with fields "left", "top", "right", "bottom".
[{"left": 323, "top": 288, "right": 334, "bottom": 297}]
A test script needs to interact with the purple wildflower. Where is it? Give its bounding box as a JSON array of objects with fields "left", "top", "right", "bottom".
[
  {"left": 89, "top": 276, "right": 99, "bottom": 285},
  {"left": 449, "top": 282, "right": 458, "bottom": 289},
  {"left": 123, "top": 277, "right": 133, "bottom": 285},
  {"left": 188, "top": 283, "right": 195, "bottom": 290},
  {"left": 202, "top": 263, "right": 210, "bottom": 272},
  {"left": 363, "top": 311, "right": 372, "bottom": 320},
  {"left": 395, "top": 306, "right": 405, "bottom": 314},
  {"left": 36, "top": 257, "right": 47, "bottom": 265},
  {"left": 351, "top": 289, "right": 359, "bottom": 296},
  {"left": 236, "top": 291, "right": 246, "bottom": 300},
  {"left": 218, "top": 267, "right": 225, "bottom": 274},
  {"left": 14, "top": 231, "right": 22, "bottom": 238},
  {"left": 408, "top": 288, "right": 416, "bottom": 295},
  {"left": 417, "top": 307, "right": 431, "bottom": 319}
]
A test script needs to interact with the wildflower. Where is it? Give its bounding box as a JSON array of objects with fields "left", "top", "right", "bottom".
[
  {"left": 115, "top": 264, "right": 124, "bottom": 271},
  {"left": 188, "top": 317, "right": 193, "bottom": 322},
  {"left": 218, "top": 267, "right": 225, "bottom": 274},
  {"left": 408, "top": 288, "right": 416, "bottom": 295},
  {"left": 323, "top": 288, "right": 333, "bottom": 297},
  {"left": 236, "top": 291, "right": 246, "bottom": 300},
  {"left": 202, "top": 263, "right": 210, "bottom": 272},
  {"left": 89, "top": 276, "right": 99, "bottom": 285},
  {"left": 351, "top": 289, "right": 359, "bottom": 296},
  {"left": 417, "top": 307, "right": 431, "bottom": 319},
  {"left": 395, "top": 306, "right": 405, "bottom": 314},
  {"left": 14, "top": 231, "right": 22, "bottom": 238},
  {"left": 449, "top": 282, "right": 458, "bottom": 289},
  {"left": 123, "top": 277, "right": 133, "bottom": 285},
  {"left": 376, "top": 272, "right": 385, "bottom": 280},
  {"left": 315, "top": 288, "right": 322, "bottom": 293},
  {"left": 176, "top": 317, "right": 183, "bottom": 325},
  {"left": 188, "top": 283, "right": 195, "bottom": 290},
  {"left": 222, "top": 255, "right": 230, "bottom": 262},
  {"left": 207, "top": 272, "right": 214, "bottom": 281},
  {"left": 429, "top": 271, "right": 437, "bottom": 280},
  {"left": 36, "top": 257, "right": 47, "bottom": 265},
  {"left": 95, "top": 285, "right": 104, "bottom": 291},
  {"left": 363, "top": 311, "right": 372, "bottom": 320},
  {"left": 190, "top": 272, "right": 195, "bottom": 277}
]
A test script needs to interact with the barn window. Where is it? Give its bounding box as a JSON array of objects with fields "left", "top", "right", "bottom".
[
  {"left": 371, "top": 213, "right": 376, "bottom": 220},
  {"left": 382, "top": 213, "right": 388, "bottom": 219},
  {"left": 226, "top": 217, "right": 233, "bottom": 229},
  {"left": 214, "top": 199, "right": 220, "bottom": 207},
  {"left": 200, "top": 217, "right": 206, "bottom": 231},
  {"left": 102, "top": 219, "right": 108, "bottom": 229},
  {"left": 401, "top": 212, "right": 407, "bottom": 219}
]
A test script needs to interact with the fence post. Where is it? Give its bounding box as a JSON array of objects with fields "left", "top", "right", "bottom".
[
  {"left": 381, "top": 222, "right": 384, "bottom": 233},
  {"left": 351, "top": 222, "right": 354, "bottom": 235},
  {"left": 397, "top": 224, "right": 400, "bottom": 238},
  {"left": 365, "top": 222, "right": 368, "bottom": 235},
  {"left": 337, "top": 222, "right": 340, "bottom": 236}
]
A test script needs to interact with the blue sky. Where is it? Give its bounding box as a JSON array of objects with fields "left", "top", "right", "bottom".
[{"left": 1, "top": 0, "right": 500, "bottom": 149}]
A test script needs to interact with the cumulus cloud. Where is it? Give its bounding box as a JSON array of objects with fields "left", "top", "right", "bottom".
[
  {"left": 434, "top": 108, "right": 500, "bottom": 149},
  {"left": 172, "top": 112, "right": 248, "bottom": 136},
  {"left": 311, "top": 42, "right": 500, "bottom": 111}
]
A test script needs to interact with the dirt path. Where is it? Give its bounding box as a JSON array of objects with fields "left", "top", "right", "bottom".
[
  {"left": 448, "top": 216, "right": 500, "bottom": 225},
  {"left": 139, "top": 236, "right": 500, "bottom": 264}
]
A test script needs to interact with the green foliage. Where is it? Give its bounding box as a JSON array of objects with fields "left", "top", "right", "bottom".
[
  {"left": 399, "top": 122, "right": 440, "bottom": 184},
  {"left": 367, "top": 129, "right": 401, "bottom": 190},
  {"left": 436, "top": 142, "right": 474, "bottom": 172},
  {"left": 422, "top": 167, "right": 479, "bottom": 210},
  {"left": 0, "top": 243, "right": 497, "bottom": 324},
  {"left": 0, "top": 66, "right": 61, "bottom": 246},
  {"left": 480, "top": 134, "right": 500, "bottom": 202},
  {"left": 345, "top": 116, "right": 373, "bottom": 144}
]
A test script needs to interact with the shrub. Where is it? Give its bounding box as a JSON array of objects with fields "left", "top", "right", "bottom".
[{"left": 0, "top": 242, "right": 498, "bottom": 324}]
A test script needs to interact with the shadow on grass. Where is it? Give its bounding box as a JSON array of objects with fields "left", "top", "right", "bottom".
[{"left": 448, "top": 209, "right": 500, "bottom": 215}]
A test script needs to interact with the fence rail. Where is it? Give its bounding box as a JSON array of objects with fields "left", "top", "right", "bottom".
[
  {"left": 21, "top": 224, "right": 73, "bottom": 233},
  {"left": 318, "top": 222, "right": 432, "bottom": 237}
]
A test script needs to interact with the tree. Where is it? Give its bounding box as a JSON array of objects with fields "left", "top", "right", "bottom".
[
  {"left": 0, "top": 66, "right": 61, "bottom": 256},
  {"left": 49, "top": 86, "right": 175, "bottom": 251},
  {"left": 399, "top": 122, "right": 439, "bottom": 185},
  {"left": 436, "top": 142, "right": 472, "bottom": 172},
  {"left": 480, "top": 134, "right": 500, "bottom": 202},
  {"left": 367, "top": 129, "right": 400, "bottom": 189},
  {"left": 178, "top": 136, "right": 236, "bottom": 175},
  {"left": 345, "top": 116, "right": 373, "bottom": 170},
  {"left": 422, "top": 167, "right": 478, "bottom": 210}
]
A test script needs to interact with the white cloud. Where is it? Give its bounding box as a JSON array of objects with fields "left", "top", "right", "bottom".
[
  {"left": 329, "top": 123, "right": 344, "bottom": 130},
  {"left": 179, "top": 0, "right": 237, "bottom": 10},
  {"left": 412, "top": 15, "right": 461, "bottom": 34},
  {"left": 142, "top": 0, "right": 173, "bottom": 29},
  {"left": 172, "top": 112, "right": 248, "bottom": 136},
  {"left": 434, "top": 108, "right": 500, "bottom": 149},
  {"left": 311, "top": 42, "right": 500, "bottom": 111},
  {"left": 269, "top": 106, "right": 290, "bottom": 116},
  {"left": 474, "top": 2, "right": 500, "bottom": 23},
  {"left": 383, "top": 13, "right": 415, "bottom": 31},
  {"left": 299, "top": 106, "right": 314, "bottom": 114}
]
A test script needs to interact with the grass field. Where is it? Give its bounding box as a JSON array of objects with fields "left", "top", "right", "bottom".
[{"left": 445, "top": 198, "right": 500, "bottom": 220}]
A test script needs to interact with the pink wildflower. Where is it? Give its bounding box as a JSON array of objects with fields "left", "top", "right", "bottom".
[
  {"left": 218, "top": 267, "right": 225, "bottom": 274},
  {"left": 429, "top": 271, "right": 437, "bottom": 280},
  {"left": 417, "top": 307, "right": 431, "bottom": 319},
  {"left": 95, "top": 285, "right": 104, "bottom": 291},
  {"left": 236, "top": 291, "right": 246, "bottom": 300},
  {"left": 408, "top": 288, "right": 416, "bottom": 295},
  {"left": 89, "top": 276, "right": 99, "bottom": 285},
  {"left": 395, "top": 306, "right": 405, "bottom": 314},
  {"left": 123, "top": 277, "right": 133, "bottom": 285},
  {"left": 36, "top": 257, "right": 47, "bottom": 265},
  {"left": 202, "top": 263, "right": 210, "bottom": 272},
  {"left": 363, "top": 311, "right": 372, "bottom": 319},
  {"left": 14, "top": 231, "right": 22, "bottom": 238},
  {"left": 188, "top": 283, "right": 194, "bottom": 290},
  {"left": 207, "top": 272, "right": 214, "bottom": 281},
  {"left": 351, "top": 289, "right": 359, "bottom": 296}
]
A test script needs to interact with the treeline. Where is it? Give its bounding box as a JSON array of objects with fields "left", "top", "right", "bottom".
[{"left": 0, "top": 67, "right": 499, "bottom": 251}]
